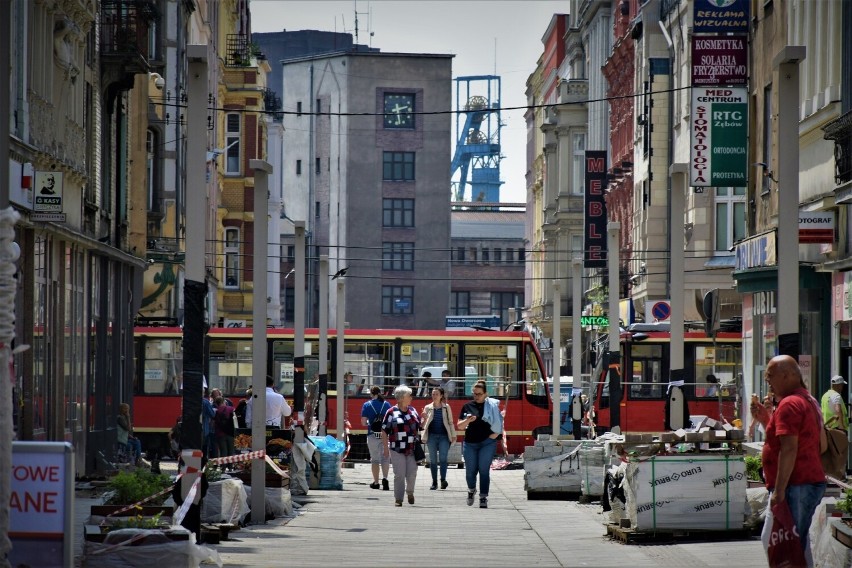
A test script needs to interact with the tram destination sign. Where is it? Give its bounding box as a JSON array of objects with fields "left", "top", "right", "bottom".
[{"left": 690, "top": 87, "right": 748, "bottom": 187}]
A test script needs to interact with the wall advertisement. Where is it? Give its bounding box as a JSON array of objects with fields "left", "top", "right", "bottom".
[{"left": 690, "top": 87, "right": 748, "bottom": 187}]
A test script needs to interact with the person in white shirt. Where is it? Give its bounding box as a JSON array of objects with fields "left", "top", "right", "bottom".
[{"left": 246, "top": 376, "right": 292, "bottom": 427}]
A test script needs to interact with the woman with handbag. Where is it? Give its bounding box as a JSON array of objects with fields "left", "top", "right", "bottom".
[
  {"left": 458, "top": 380, "right": 503, "bottom": 509},
  {"left": 421, "top": 387, "right": 456, "bottom": 490},
  {"left": 381, "top": 384, "right": 421, "bottom": 506},
  {"left": 361, "top": 386, "right": 391, "bottom": 490}
]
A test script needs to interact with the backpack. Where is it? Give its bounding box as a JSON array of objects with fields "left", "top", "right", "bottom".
[{"left": 370, "top": 401, "right": 387, "bottom": 433}]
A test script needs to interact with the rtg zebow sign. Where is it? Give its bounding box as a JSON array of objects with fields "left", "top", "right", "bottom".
[{"left": 690, "top": 87, "right": 748, "bottom": 187}]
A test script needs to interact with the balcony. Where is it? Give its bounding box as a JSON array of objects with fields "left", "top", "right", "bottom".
[
  {"left": 823, "top": 109, "right": 852, "bottom": 193},
  {"left": 100, "top": 0, "right": 158, "bottom": 75},
  {"left": 227, "top": 34, "right": 254, "bottom": 67},
  {"left": 263, "top": 88, "right": 283, "bottom": 122}
]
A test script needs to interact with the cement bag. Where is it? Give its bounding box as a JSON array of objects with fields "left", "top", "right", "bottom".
[
  {"left": 243, "top": 485, "right": 294, "bottom": 518},
  {"left": 81, "top": 529, "right": 221, "bottom": 568},
  {"left": 290, "top": 441, "right": 313, "bottom": 496},
  {"left": 201, "top": 479, "right": 250, "bottom": 524}
]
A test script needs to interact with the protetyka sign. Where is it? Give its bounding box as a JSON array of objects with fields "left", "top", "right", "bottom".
[
  {"left": 693, "top": 0, "right": 750, "bottom": 34},
  {"left": 691, "top": 36, "right": 748, "bottom": 86},
  {"left": 690, "top": 87, "right": 748, "bottom": 187},
  {"left": 584, "top": 150, "right": 608, "bottom": 268}
]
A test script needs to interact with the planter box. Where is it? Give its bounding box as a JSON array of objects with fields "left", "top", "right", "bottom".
[
  {"left": 90, "top": 505, "right": 173, "bottom": 518},
  {"left": 232, "top": 471, "right": 289, "bottom": 488}
]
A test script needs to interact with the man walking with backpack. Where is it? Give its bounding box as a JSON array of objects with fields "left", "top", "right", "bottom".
[{"left": 362, "top": 385, "right": 390, "bottom": 490}]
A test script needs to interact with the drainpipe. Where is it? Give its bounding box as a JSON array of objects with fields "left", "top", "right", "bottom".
[{"left": 659, "top": 20, "right": 675, "bottom": 299}]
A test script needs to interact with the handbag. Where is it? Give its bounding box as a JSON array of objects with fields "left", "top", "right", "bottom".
[
  {"left": 413, "top": 437, "right": 426, "bottom": 462},
  {"left": 821, "top": 426, "right": 848, "bottom": 479}
]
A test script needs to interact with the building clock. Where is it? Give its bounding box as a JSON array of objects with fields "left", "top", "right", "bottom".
[{"left": 383, "top": 93, "right": 414, "bottom": 129}]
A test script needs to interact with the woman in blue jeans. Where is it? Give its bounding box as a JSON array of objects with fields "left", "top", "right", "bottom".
[
  {"left": 458, "top": 380, "right": 503, "bottom": 508},
  {"left": 421, "top": 387, "right": 457, "bottom": 490}
]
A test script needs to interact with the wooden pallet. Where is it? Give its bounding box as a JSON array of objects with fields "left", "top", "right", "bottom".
[
  {"left": 526, "top": 490, "right": 582, "bottom": 501},
  {"left": 605, "top": 523, "right": 755, "bottom": 545},
  {"left": 200, "top": 522, "right": 241, "bottom": 544}
]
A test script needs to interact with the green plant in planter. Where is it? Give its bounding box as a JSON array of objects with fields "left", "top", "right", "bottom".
[
  {"left": 106, "top": 469, "right": 173, "bottom": 506},
  {"left": 744, "top": 455, "right": 763, "bottom": 482},
  {"left": 103, "top": 511, "right": 165, "bottom": 532},
  {"left": 836, "top": 489, "right": 852, "bottom": 517},
  {"left": 205, "top": 466, "right": 223, "bottom": 483}
]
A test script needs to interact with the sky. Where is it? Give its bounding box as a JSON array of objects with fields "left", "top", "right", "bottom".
[{"left": 249, "top": 0, "right": 568, "bottom": 203}]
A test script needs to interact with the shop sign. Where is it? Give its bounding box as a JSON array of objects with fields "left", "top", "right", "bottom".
[
  {"left": 690, "top": 87, "right": 748, "bottom": 187},
  {"left": 798, "top": 211, "right": 834, "bottom": 244},
  {"left": 693, "top": 0, "right": 750, "bottom": 34},
  {"left": 584, "top": 151, "right": 608, "bottom": 268},
  {"left": 735, "top": 231, "right": 776, "bottom": 271},
  {"left": 33, "top": 171, "right": 64, "bottom": 213},
  {"left": 752, "top": 290, "right": 776, "bottom": 316},
  {"left": 9, "top": 442, "right": 74, "bottom": 568},
  {"left": 691, "top": 36, "right": 748, "bottom": 86},
  {"left": 581, "top": 315, "right": 609, "bottom": 328}
]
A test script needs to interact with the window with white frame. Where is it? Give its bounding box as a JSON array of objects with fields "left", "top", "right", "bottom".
[
  {"left": 225, "top": 113, "right": 241, "bottom": 175},
  {"left": 715, "top": 187, "right": 746, "bottom": 252},
  {"left": 224, "top": 228, "right": 240, "bottom": 287},
  {"left": 571, "top": 132, "right": 586, "bottom": 194}
]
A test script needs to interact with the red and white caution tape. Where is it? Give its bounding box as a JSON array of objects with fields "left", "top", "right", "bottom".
[
  {"left": 172, "top": 474, "right": 201, "bottom": 527},
  {"left": 209, "top": 449, "right": 265, "bottom": 466}
]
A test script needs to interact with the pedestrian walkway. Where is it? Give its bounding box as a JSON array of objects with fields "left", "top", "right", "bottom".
[{"left": 210, "top": 463, "right": 767, "bottom": 567}]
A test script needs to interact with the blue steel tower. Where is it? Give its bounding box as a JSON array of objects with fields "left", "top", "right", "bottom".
[{"left": 450, "top": 76, "right": 503, "bottom": 202}]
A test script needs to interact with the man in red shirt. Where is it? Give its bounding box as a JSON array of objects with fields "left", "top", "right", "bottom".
[{"left": 751, "top": 354, "right": 826, "bottom": 564}]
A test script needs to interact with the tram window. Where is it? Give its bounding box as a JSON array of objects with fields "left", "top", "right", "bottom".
[
  {"left": 142, "top": 338, "right": 183, "bottom": 394},
  {"left": 343, "top": 342, "right": 394, "bottom": 396},
  {"left": 525, "top": 346, "right": 546, "bottom": 397},
  {"left": 628, "top": 344, "right": 663, "bottom": 399},
  {"left": 208, "top": 339, "right": 253, "bottom": 396},
  {"left": 464, "top": 343, "right": 518, "bottom": 398},
  {"left": 400, "top": 342, "right": 458, "bottom": 397},
  {"left": 694, "top": 345, "right": 740, "bottom": 398}
]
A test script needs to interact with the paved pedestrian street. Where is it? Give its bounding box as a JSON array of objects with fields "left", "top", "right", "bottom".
[{"left": 211, "top": 463, "right": 767, "bottom": 567}]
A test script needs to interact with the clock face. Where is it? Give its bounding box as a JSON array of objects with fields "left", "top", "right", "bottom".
[{"left": 383, "top": 93, "right": 414, "bottom": 129}]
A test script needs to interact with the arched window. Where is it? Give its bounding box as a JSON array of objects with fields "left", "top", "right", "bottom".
[{"left": 224, "top": 228, "right": 240, "bottom": 288}]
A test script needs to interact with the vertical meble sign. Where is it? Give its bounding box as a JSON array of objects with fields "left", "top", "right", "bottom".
[
  {"left": 690, "top": 87, "right": 748, "bottom": 187},
  {"left": 584, "top": 150, "right": 607, "bottom": 268}
]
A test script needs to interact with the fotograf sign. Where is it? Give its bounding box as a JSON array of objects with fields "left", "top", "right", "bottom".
[
  {"left": 584, "top": 150, "right": 608, "bottom": 268},
  {"left": 691, "top": 36, "right": 748, "bottom": 86},
  {"left": 693, "top": 0, "right": 749, "bottom": 34},
  {"left": 690, "top": 87, "right": 748, "bottom": 187},
  {"left": 799, "top": 211, "right": 834, "bottom": 244}
]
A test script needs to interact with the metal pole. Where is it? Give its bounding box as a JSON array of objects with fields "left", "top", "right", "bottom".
[
  {"left": 179, "top": 44, "right": 208, "bottom": 540},
  {"left": 318, "top": 255, "right": 329, "bottom": 435},
  {"left": 552, "top": 280, "right": 561, "bottom": 436},
  {"left": 773, "top": 46, "right": 806, "bottom": 360},
  {"left": 294, "top": 222, "right": 306, "bottom": 433},
  {"left": 336, "top": 279, "right": 346, "bottom": 442},
  {"left": 249, "top": 160, "right": 271, "bottom": 523},
  {"left": 669, "top": 164, "right": 687, "bottom": 381},
  {"left": 572, "top": 257, "right": 582, "bottom": 390},
  {"left": 607, "top": 222, "right": 622, "bottom": 431},
  {"left": 0, "top": 0, "right": 9, "bottom": 209}
]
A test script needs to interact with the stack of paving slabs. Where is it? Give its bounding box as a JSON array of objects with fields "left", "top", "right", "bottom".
[
  {"left": 523, "top": 435, "right": 588, "bottom": 494},
  {"left": 622, "top": 454, "right": 747, "bottom": 531}
]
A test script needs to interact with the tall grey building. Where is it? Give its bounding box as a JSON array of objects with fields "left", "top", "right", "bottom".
[{"left": 270, "top": 33, "right": 453, "bottom": 329}]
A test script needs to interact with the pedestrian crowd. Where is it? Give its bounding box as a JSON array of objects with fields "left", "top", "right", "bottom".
[{"left": 362, "top": 376, "right": 503, "bottom": 508}]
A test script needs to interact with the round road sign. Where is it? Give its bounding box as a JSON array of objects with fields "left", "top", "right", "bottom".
[{"left": 651, "top": 301, "right": 671, "bottom": 321}]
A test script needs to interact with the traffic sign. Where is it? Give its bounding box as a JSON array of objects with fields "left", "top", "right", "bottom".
[{"left": 650, "top": 301, "right": 671, "bottom": 321}]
